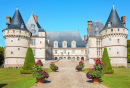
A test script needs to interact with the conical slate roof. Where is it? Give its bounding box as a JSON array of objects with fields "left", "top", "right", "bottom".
[
  {"left": 8, "top": 7, "right": 27, "bottom": 30},
  {"left": 103, "top": 3, "right": 124, "bottom": 30}
]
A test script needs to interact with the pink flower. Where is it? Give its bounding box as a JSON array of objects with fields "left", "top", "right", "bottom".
[
  {"left": 94, "top": 58, "right": 99, "bottom": 62},
  {"left": 100, "top": 61, "right": 104, "bottom": 66},
  {"left": 35, "top": 61, "right": 40, "bottom": 66}
]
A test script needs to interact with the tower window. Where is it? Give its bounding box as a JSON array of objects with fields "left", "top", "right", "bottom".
[
  {"left": 117, "top": 39, "right": 120, "bottom": 43},
  {"left": 40, "top": 41, "right": 42, "bottom": 44},
  {"left": 111, "top": 29, "right": 113, "bottom": 32},
  {"left": 11, "top": 51, "right": 13, "bottom": 54}
]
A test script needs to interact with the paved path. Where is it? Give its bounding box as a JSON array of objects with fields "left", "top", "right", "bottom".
[{"left": 31, "top": 69, "right": 107, "bottom": 88}]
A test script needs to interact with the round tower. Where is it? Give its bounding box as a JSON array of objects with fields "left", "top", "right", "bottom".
[
  {"left": 100, "top": 3, "right": 128, "bottom": 67},
  {"left": 2, "top": 7, "right": 31, "bottom": 67}
]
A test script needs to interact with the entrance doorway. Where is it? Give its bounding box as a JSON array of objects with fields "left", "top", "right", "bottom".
[
  {"left": 81, "top": 57, "right": 84, "bottom": 60},
  {"left": 55, "top": 57, "right": 57, "bottom": 60}
]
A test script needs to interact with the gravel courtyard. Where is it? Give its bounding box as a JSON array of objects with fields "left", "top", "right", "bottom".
[{"left": 31, "top": 68, "right": 107, "bottom": 88}]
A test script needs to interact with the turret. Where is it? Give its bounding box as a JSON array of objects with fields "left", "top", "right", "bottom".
[
  {"left": 2, "top": 6, "right": 31, "bottom": 68},
  {"left": 100, "top": 3, "right": 128, "bottom": 67}
]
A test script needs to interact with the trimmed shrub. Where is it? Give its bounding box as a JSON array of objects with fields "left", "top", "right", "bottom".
[
  {"left": 118, "top": 66, "right": 125, "bottom": 68},
  {"left": 103, "top": 70, "right": 114, "bottom": 74},
  {"left": 20, "top": 70, "right": 33, "bottom": 74},
  {"left": 102, "top": 47, "right": 114, "bottom": 74},
  {"left": 22, "top": 47, "right": 35, "bottom": 70},
  {"left": 0, "top": 47, "right": 4, "bottom": 66}
]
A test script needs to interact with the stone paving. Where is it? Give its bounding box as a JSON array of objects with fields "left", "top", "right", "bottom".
[{"left": 31, "top": 68, "right": 107, "bottom": 88}]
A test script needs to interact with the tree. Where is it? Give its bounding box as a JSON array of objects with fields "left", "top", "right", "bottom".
[
  {"left": 22, "top": 47, "right": 35, "bottom": 70},
  {"left": 127, "top": 49, "right": 130, "bottom": 63},
  {"left": 0, "top": 47, "right": 4, "bottom": 66},
  {"left": 102, "top": 47, "right": 114, "bottom": 74}
]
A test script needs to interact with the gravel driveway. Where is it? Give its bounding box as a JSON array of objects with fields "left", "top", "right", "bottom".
[{"left": 31, "top": 68, "right": 107, "bottom": 88}]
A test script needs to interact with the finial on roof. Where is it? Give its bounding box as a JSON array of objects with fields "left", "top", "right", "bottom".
[
  {"left": 16, "top": 3, "right": 18, "bottom": 10},
  {"left": 32, "top": 10, "right": 33, "bottom": 15},
  {"left": 113, "top": 1, "right": 115, "bottom": 10}
]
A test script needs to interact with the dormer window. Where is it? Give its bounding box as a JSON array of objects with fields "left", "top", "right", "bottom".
[
  {"left": 71, "top": 41, "right": 76, "bottom": 48},
  {"left": 21, "top": 23, "right": 24, "bottom": 28},
  {"left": 62, "top": 41, "right": 67, "bottom": 48},
  {"left": 31, "top": 24, "right": 35, "bottom": 29},
  {"left": 54, "top": 41, "right": 58, "bottom": 48}
]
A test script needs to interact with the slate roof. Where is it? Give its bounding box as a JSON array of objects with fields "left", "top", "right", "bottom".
[
  {"left": 38, "top": 28, "right": 45, "bottom": 32},
  {"left": 89, "top": 21, "right": 104, "bottom": 37},
  {"left": 103, "top": 3, "right": 124, "bottom": 30},
  {"left": 8, "top": 7, "right": 27, "bottom": 30},
  {"left": 46, "top": 31, "right": 86, "bottom": 48}
]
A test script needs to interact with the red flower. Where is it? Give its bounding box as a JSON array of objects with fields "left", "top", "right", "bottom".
[
  {"left": 100, "top": 61, "right": 104, "bottom": 66},
  {"left": 79, "top": 61, "right": 83, "bottom": 63},
  {"left": 94, "top": 58, "right": 99, "bottom": 62},
  {"left": 35, "top": 61, "right": 40, "bottom": 66},
  {"left": 51, "top": 62, "right": 53, "bottom": 63},
  {"left": 96, "top": 62, "right": 99, "bottom": 65}
]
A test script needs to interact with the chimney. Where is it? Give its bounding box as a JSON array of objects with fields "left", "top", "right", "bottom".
[
  {"left": 34, "top": 15, "right": 38, "bottom": 23},
  {"left": 121, "top": 16, "right": 126, "bottom": 23},
  {"left": 87, "top": 21, "right": 92, "bottom": 37},
  {"left": 6, "top": 16, "right": 11, "bottom": 24},
  {"left": 84, "top": 35, "right": 86, "bottom": 42}
]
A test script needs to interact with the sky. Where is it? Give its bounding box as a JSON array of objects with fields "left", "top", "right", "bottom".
[{"left": 0, "top": 0, "right": 130, "bottom": 47}]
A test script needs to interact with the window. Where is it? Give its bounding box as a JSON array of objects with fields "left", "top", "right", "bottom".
[
  {"left": 11, "top": 51, "right": 13, "bottom": 54},
  {"left": 109, "top": 48, "right": 111, "bottom": 50},
  {"left": 64, "top": 43, "right": 66, "bottom": 46},
  {"left": 40, "top": 41, "right": 42, "bottom": 44},
  {"left": 33, "top": 50, "right": 35, "bottom": 56},
  {"left": 71, "top": 41, "right": 76, "bottom": 47},
  {"left": 117, "top": 52, "right": 119, "bottom": 54},
  {"left": 13, "top": 30, "right": 15, "bottom": 32},
  {"left": 109, "top": 38, "right": 111, "bottom": 41},
  {"left": 20, "top": 30, "right": 21, "bottom": 33},
  {"left": 63, "top": 41, "right": 67, "bottom": 47},
  {"left": 72, "top": 50, "right": 75, "bottom": 54},
  {"left": 123, "top": 29, "right": 125, "bottom": 31},
  {"left": 97, "top": 49, "right": 100, "bottom": 56},
  {"left": 63, "top": 50, "right": 66, "bottom": 54},
  {"left": 55, "top": 50, "right": 57, "bottom": 54},
  {"left": 31, "top": 24, "right": 35, "bottom": 28},
  {"left": 31, "top": 39, "right": 36, "bottom": 46},
  {"left": 18, "top": 38, "right": 20, "bottom": 41},
  {"left": 106, "top": 30, "right": 107, "bottom": 32},
  {"left": 32, "top": 29, "right": 36, "bottom": 34},
  {"left": 111, "top": 29, "right": 113, "bottom": 32},
  {"left": 96, "top": 39, "right": 100, "bottom": 45},
  {"left": 81, "top": 50, "right": 84, "bottom": 53},
  {"left": 117, "top": 39, "right": 120, "bottom": 43},
  {"left": 18, "top": 48, "right": 20, "bottom": 50},
  {"left": 11, "top": 40, "right": 13, "bottom": 42},
  {"left": 55, "top": 43, "right": 57, "bottom": 46},
  {"left": 118, "top": 29, "right": 119, "bottom": 31}
]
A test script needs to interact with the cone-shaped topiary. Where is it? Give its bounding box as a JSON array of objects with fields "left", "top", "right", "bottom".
[
  {"left": 102, "top": 47, "right": 114, "bottom": 74},
  {"left": 22, "top": 47, "right": 35, "bottom": 70}
]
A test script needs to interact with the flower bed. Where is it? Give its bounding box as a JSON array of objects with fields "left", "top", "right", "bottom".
[
  {"left": 76, "top": 61, "right": 84, "bottom": 71},
  {"left": 50, "top": 62, "right": 58, "bottom": 72}
]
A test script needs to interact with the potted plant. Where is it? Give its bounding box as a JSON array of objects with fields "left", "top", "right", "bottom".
[
  {"left": 50, "top": 62, "right": 58, "bottom": 72},
  {"left": 86, "top": 58, "right": 103, "bottom": 83},
  {"left": 32, "top": 61, "right": 49, "bottom": 84},
  {"left": 76, "top": 61, "right": 84, "bottom": 71}
]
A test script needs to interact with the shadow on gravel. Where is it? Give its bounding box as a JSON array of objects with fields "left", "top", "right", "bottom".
[
  {"left": 55, "top": 71, "right": 59, "bottom": 72},
  {"left": 86, "top": 80, "right": 93, "bottom": 83},
  {"left": 44, "top": 80, "right": 51, "bottom": 83}
]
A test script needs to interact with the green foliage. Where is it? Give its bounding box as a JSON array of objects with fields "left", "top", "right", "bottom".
[
  {"left": 50, "top": 63, "right": 58, "bottom": 70},
  {"left": 127, "top": 48, "right": 130, "bottom": 63},
  {"left": 32, "top": 65, "right": 49, "bottom": 79},
  {"left": 118, "top": 66, "right": 125, "bottom": 68},
  {"left": 0, "top": 47, "right": 4, "bottom": 66},
  {"left": 20, "top": 70, "right": 33, "bottom": 74},
  {"left": 79, "top": 62, "right": 84, "bottom": 67},
  {"left": 22, "top": 47, "right": 35, "bottom": 70},
  {"left": 89, "top": 70, "right": 103, "bottom": 78},
  {"left": 37, "top": 60, "right": 43, "bottom": 66},
  {"left": 103, "top": 70, "right": 114, "bottom": 74},
  {"left": 102, "top": 47, "right": 114, "bottom": 74}
]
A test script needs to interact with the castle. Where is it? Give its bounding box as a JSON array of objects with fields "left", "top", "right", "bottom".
[{"left": 3, "top": 3, "right": 128, "bottom": 67}]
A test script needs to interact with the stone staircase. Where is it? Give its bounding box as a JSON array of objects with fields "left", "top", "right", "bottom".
[{"left": 43, "top": 60, "right": 93, "bottom": 69}]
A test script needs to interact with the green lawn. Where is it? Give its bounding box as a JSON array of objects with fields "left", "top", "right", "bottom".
[
  {"left": 82, "top": 68, "right": 130, "bottom": 88},
  {"left": 0, "top": 68, "right": 51, "bottom": 88}
]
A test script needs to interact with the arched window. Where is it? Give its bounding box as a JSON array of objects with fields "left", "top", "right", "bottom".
[
  {"left": 71, "top": 41, "right": 76, "bottom": 48},
  {"left": 54, "top": 41, "right": 58, "bottom": 47},
  {"left": 62, "top": 41, "right": 67, "bottom": 48}
]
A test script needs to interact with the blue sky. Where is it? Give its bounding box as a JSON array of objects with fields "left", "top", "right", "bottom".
[{"left": 0, "top": 0, "right": 130, "bottom": 47}]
